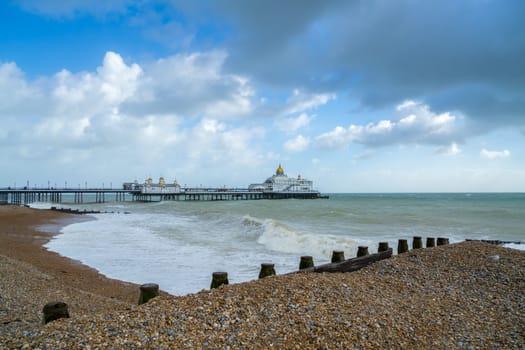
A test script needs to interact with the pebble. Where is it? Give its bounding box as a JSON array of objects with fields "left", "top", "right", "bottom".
[{"left": 1, "top": 241, "right": 524, "bottom": 349}]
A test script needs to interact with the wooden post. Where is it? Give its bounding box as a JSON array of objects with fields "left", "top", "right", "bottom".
[
  {"left": 331, "top": 250, "right": 345, "bottom": 263},
  {"left": 42, "top": 301, "right": 69, "bottom": 324},
  {"left": 398, "top": 239, "right": 409, "bottom": 254},
  {"left": 259, "top": 263, "right": 276, "bottom": 279},
  {"left": 299, "top": 256, "right": 314, "bottom": 270},
  {"left": 211, "top": 272, "right": 229, "bottom": 289},
  {"left": 357, "top": 246, "right": 369, "bottom": 257},
  {"left": 426, "top": 237, "right": 435, "bottom": 248},
  {"left": 413, "top": 236, "right": 423, "bottom": 249},
  {"left": 138, "top": 283, "right": 159, "bottom": 305},
  {"left": 378, "top": 242, "right": 389, "bottom": 252},
  {"left": 437, "top": 237, "right": 449, "bottom": 246}
]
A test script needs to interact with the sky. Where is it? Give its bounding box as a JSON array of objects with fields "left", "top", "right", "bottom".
[{"left": 0, "top": 0, "right": 524, "bottom": 192}]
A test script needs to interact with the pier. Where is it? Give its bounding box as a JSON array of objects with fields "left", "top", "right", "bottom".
[
  {"left": 0, "top": 165, "right": 328, "bottom": 205},
  {"left": 0, "top": 187, "right": 324, "bottom": 205},
  {"left": 0, "top": 188, "right": 129, "bottom": 205}
]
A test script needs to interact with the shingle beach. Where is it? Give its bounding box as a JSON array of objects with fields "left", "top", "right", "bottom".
[{"left": 1, "top": 206, "right": 524, "bottom": 349}]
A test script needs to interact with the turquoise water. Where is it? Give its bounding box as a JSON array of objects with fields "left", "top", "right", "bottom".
[{"left": 40, "top": 193, "right": 525, "bottom": 295}]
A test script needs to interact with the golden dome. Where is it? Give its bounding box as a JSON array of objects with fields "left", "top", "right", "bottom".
[
  {"left": 159, "top": 176, "right": 165, "bottom": 187},
  {"left": 276, "top": 164, "right": 284, "bottom": 175}
]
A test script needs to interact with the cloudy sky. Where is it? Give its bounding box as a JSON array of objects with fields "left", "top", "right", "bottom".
[{"left": 1, "top": 0, "right": 524, "bottom": 192}]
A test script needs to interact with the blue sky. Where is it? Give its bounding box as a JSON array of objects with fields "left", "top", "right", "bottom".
[{"left": 1, "top": 0, "right": 524, "bottom": 192}]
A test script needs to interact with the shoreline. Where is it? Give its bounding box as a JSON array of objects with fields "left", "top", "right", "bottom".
[
  {"left": 1, "top": 205, "right": 524, "bottom": 348},
  {"left": 0, "top": 205, "right": 139, "bottom": 303},
  {"left": 0, "top": 205, "right": 141, "bottom": 343}
]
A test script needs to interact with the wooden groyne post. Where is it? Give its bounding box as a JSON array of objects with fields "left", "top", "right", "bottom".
[
  {"left": 331, "top": 250, "right": 345, "bottom": 263},
  {"left": 211, "top": 272, "right": 229, "bottom": 289},
  {"left": 299, "top": 256, "right": 314, "bottom": 270},
  {"left": 413, "top": 236, "right": 423, "bottom": 249},
  {"left": 42, "top": 301, "right": 69, "bottom": 324},
  {"left": 357, "top": 246, "right": 369, "bottom": 257},
  {"left": 398, "top": 239, "right": 409, "bottom": 254},
  {"left": 437, "top": 237, "right": 450, "bottom": 246},
  {"left": 138, "top": 283, "right": 159, "bottom": 305},
  {"left": 259, "top": 263, "right": 276, "bottom": 279},
  {"left": 378, "top": 242, "right": 389, "bottom": 252}
]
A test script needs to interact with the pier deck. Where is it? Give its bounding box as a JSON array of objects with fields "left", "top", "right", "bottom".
[{"left": 0, "top": 188, "right": 324, "bottom": 205}]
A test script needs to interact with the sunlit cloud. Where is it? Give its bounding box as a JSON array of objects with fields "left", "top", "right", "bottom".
[
  {"left": 284, "top": 134, "right": 310, "bottom": 153},
  {"left": 480, "top": 148, "right": 510, "bottom": 159},
  {"left": 316, "top": 100, "right": 460, "bottom": 149}
]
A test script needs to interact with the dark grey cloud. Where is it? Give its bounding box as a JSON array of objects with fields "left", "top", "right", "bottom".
[{"left": 211, "top": 0, "right": 525, "bottom": 128}]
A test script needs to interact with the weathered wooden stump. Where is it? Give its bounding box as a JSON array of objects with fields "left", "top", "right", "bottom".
[
  {"left": 211, "top": 272, "right": 229, "bottom": 289},
  {"left": 378, "top": 242, "right": 389, "bottom": 252},
  {"left": 259, "top": 263, "right": 276, "bottom": 279},
  {"left": 42, "top": 301, "right": 69, "bottom": 324},
  {"left": 413, "top": 236, "right": 423, "bottom": 249},
  {"left": 357, "top": 246, "right": 369, "bottom": 257},
  {"left": 398, "top": 239, "right": 409, "bottom": 254},
  {"left": 331, "top": 250, "right": 345, "bottom": 263},
  {"left": 138, "top": 283, "right": 159, "bottom": 305},
  {"left": 426, "top": 237, "right": 435, "bottom": 248},
  {"left": 299, "top": 256, "right": 314, "bottom": 270},
  {"left": 437, "top": 237, "right": 449, "bottom": 246}
]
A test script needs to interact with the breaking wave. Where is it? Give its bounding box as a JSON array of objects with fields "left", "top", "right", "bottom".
[{"left": 242, "top": 215, "right": 360, "bottom": 259}]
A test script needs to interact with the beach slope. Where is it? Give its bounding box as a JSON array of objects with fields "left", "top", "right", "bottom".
[{"left": 1, "top": 206, "right": 524, "bottom": 349}]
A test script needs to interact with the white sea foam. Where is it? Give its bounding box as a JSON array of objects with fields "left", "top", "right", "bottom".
[
  {"left": 242, "top": 215, "right": 360, "bottom": 259},
  {"left": 28, "top": 202, "right": 54, "bottom": 209},
  {"left": 40, "top": 193, "right": 525, "bottom": 295},
  {"left": 502, "top": 243, "right": 525, "bottom": 251},
  {"left": 46, "top": 212, "right": 306, "bottom": 295}
]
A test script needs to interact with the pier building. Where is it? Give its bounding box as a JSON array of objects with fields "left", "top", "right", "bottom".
[{"left": 248, "top": 164, "right": 314, "bottom": 192}]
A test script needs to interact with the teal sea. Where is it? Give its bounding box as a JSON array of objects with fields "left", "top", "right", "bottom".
[{"left": 39, "top": 193, "right": 525, "bottom": 295}]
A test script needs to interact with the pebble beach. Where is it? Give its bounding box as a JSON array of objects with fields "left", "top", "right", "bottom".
[{"left": 1, "top": 206, "right": 524, "bottom": 349}]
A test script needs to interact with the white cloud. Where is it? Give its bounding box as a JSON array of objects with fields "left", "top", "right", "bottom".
[
  {"left": 284, "top": 135, "right": 310, "bottom": 153},
  {"left": 0, "top": 62, "right": 46, "bottom": 117},
  {"left": 282, "top": 89, "right": 335, "bottom": 116},
  {"left": 127, "top": 50, "right": 254, "bottom": 119},
  {"left": 0, "top": 50, "right": 265, "bottom": 184},
  {"left": 274, "top": 113, "right": 313, "bottom": 133},
  {"left": 97, "top": 52, "right": 142, "bottom": 104},
  {"left": 480, "top": 148, "right": 510, "bottom": 159},
  {"left": 316, "top": 100, "right": 460, "bottom": 149}
]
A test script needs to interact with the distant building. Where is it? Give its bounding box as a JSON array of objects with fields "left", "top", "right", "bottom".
[
  {"left": 124, "top": 176, "right": 181, "bottom": 194},
  {"left": 248, "top": 164, "right": 314, "bottom": 192}
]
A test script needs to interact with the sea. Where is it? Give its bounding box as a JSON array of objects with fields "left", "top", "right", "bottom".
[{"left": 32, "top": 193, "right": 525, "bottom": 296}]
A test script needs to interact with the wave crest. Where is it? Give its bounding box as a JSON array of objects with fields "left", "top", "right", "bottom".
[{"left": 249, "top": 217, "right": 359, "bottom": 259}]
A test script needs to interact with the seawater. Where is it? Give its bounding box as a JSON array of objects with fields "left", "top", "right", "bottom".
[{"left": 38, "top": 193, "right": 525, "bottom": 295}]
